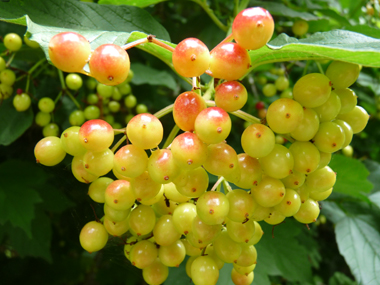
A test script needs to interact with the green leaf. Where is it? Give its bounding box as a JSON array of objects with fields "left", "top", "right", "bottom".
[
  {"left": 328, "top": 272, "right": 356, "bottom": 285},
  {"left": 98, "top": 0, "right": 167, "bottom": 8},
  {"left": 250, "top": 30, "right": 380, "bottom": 70},
  {"left": 0, "top": 0, "right": 170, "bottom": 41},
  {"left": 7, "top": 209, "right": 52, "bottom": 262},
  {"left": 370, "top": 192, "right": 380, "bottom": 209},
  {"left": 316, "top": 9, "right": 351, "bottom": 26},
  {"left": 346, "top": 25, "right": 380, "bottom": 39},
  {"left": 255, "top": 220, "right": 313, "bottom": 283},
  {"left": 335, "top": 215, "right": 380, "bottom": 285},
  {"left": 364, "top": 159, "right": 380, "bottom": 193},
  {"left": 130, "top": 63, "right": 177, "bottom": 91},
  {"left": 357, "top": 73, "right": 380, "bottom": 96},
  {"left": 250, "top": 1, "right": 320, "bottom": 20},
  {"left": 328, "top": 155, "right": 373, "bottom": 200},
  {"left": 0, "top": 97, "right": 33, "bottom": 146},
  {"left": 0, "top": 160, "right": 46, "bottom": 237}
]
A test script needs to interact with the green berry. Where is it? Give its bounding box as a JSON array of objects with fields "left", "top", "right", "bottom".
[
  {"left": 0, "top": 69, "right": 16, "bottom": 86},
  {"left": 262, "top": 83, "right": 277, "bottom": 97},
  {"left": 66, "top": 73, "right": 83, "bottom": 90},
  {"left": 86, "top": 78, "right": 97, "bottom": 90},
  {"left": 13, "top": 93, "right": 31, "bottom": 112},
  {"left": 0, "top": 57, "right": 6, "bottom": 72},
  {"left": 43, "top": 123, "right": 60, "bottom": 137},
  {"left": 24, "top": 35, "right": 40, "bottom": 48},
  {"left": 84, "top": 105, "right": 100, "bottom": 120},
  {"left": 108, "top": 101, "right": 120, "bottom": 113},
  {"left": 136, "top": 103, "right": 148, "bottom": 114},
  {"left": 97, "top": 83, "right": 114, "bottom": 98},
  {"left": 87, "top": 94, "right": 99, "bottom": 104},
  {"left": 35, "top": 112, "right": 51, "bottom": 127},
  {"left": 0, "top": 83, "right": 13, "bottom": 99},
  {"left": 124, "top": 94, "right": 137, "bottom": 108},
  {"left": 38, "top": 97, "right": 55, "bottom": 113},
  {"left": 69, "top": 110, "right": 85, "bottom": 126},
  {"left": 4, "top": 33, "right": 23, "bottom": 52}
]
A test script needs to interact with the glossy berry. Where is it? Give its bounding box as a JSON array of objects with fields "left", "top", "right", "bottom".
[
  {"left": 173, "top": 91, "right": 206, "bottom": 132},
  {"left": 171, "top": 132, "right": 208, "bottom": 171},
  {"left": 78, "top": 119, "right": 114, "bottom": 152},
  {"left": 4, "top": 33, "right": 22, "bottom": 52},
  {"left": 214, "top": 81, "right": 248, "bottom": 112},
  {"left": 126, "top": 114, "right": 163, "bottom": 149},
  {"left": 34, "top": 136, "right": 66, "bottom": 166},
  {"left": 48, "top": 32, "right": 91, "bottom": 72},
  {"left": 89, "top": 44, "right": 130, "bottom": 85},
  {"left": 65, "top": 73, "right": 83, "bottom": 90},
  {"left": 13, "top": 93, "right": 31, "bottom": 112},
  {"left": 79, "top": 221, "right": 108, "bottom": 253},
  {"left": 232, "top": 7, "right": 274, "bottom": 50},
  {"left": 38, "top": 97, "right": 55, "bottom": 113},
  {"left": 209, "top": 42, "right": 251, "bottom": 80},
  {"left": 172, "top": 37, "right": 210, "bottom": 77},
  {"left": 194, "top": 107, "right": 232, "bottom": 144}
]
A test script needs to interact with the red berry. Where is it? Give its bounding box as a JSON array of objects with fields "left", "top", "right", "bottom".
[
  {"left": 173, "top": 91, "right": 207, "bottom": 132},
  {"left": 78, "top": 119, "right": 114, "bottom": 152},
  {"left": 172, "top": 38, "right": 210, "bottom": 77},
  {"left": 209, "top": 42, "right": 251, "bottom": 81},
  {"left": 214, "top": 81, "right": 248, "bottom": 112},
  {"left": 255, "top": 101, "right": 265, "bottom": 110},
  {"left": 89, "top": 44, "right": 130, "bottom": 86},
  {"left": 232, "top": 7, "right": 274, "bottom": 50},
  {"left": 48, "top": 32, "right": 91, "bottom": 73}
]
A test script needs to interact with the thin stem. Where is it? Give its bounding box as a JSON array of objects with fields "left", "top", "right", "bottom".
[
  {"left": 231, "top": 109, "right": 261, "bottom": 124},
  {"left": 29, "top": 58, "right": 46, "bottom": 74},
  {"left": 153, "top": 103, "right": 174, "bottom": 119},
  {"left": 202, "top": 78, "right": 215, "bottom": 101},
  {"left": 65, "top": 89, "right": 81, "bottom": 109},
  {"left": 150, "top": 37, "right": 175, "bottom": 53},
  {"left": 210, "top": 176, "right": 225, "bottom": 191},
  {"left": 58, "top": 69, "right": 66, "bottom": 89},
  {"left": 238, "top": 0, "right": 250, "bottom": 12},
  {"left": 234, "top": 0, "right": 239, "bottom": 17},
  {"left": 192, "top": 0, "right": 228, "bottom": 32},
  {"left": 58, "top": 69, "right": 81, "bottom": 109},
  {"left": 113, "top": 128, "right": 126, "bottom": 135},
  {"left": 222, "top": 179, "right": 233, "bottom": 193},
  {"left": 163, "top": 124, "right": 180, "bottom": 149},
  {"left": 111, "top": 135, "right": 127, "bottom": 153},
  {"left": 25, "top": 58, "right": 46, "bottom": 93},
  {"left": 5, "top": 53, "right": 15, "bottom": 67},
  {"left": 205, "top": 100, "right": 261, "bottom": 124},
  {"left": 54, "top": 91, "right": 63, "bottom": 104},
  {"left": 25, "top": 77, "right": 31, "bottom": 93},
  {"left": 121, "top": 37, "right": 149, "bottom": 50},
  {"left": 315, "top": 61, "right": 325, "bottom": 75},
  {"left": 302, "top": 61, "right": 311, "bottom": 77}
]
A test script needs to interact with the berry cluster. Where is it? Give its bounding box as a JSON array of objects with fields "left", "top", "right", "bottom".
[
  {"left": 32, "top": 6, "right": 370, "bottom": 285},
  {"left": 0, "top": 33, "right": 41, "bottom": 111}
]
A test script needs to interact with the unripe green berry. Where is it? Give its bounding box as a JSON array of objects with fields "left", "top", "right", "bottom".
[
  {"left": 66, "top": 73, "right": 83, "bottom": 90},
  {"left": 84, "top": 105, "right": 100, "bottom": 120},
  {"left": 136, "top": 104, "right": 148, "bottom": 114},
  {"left": 35, "top": 112, "right": 51, "bottom": 127},
  {"left": 4, "top": 33, "right": 23, "bottom": 52},
  {"left": 69, "top": 110, "right": 85, "bottom": 126},
  {"left": 43, "top": 123, "right": 60, "bottom": 137},
  {"left": 124, "top": 94, "right": 137, "bottom": 108}
]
